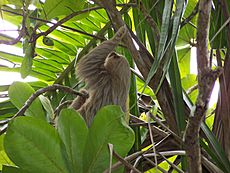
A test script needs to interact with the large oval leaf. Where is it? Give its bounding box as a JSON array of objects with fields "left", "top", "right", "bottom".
[
  {"left": 8, "top": 82, "right": 45, "bottom": 119},
  {"left": 4, "top": 116, "right": 69, "bottom": 173},
  {"left": 2, "top": 165, "right": 29, "bottom": 173},
  {"left": 0, "top": 135, "right": 14, "bottom": 170},
  {"left": 83, "top": 105, "right": 135, "bottom": 173},
  {"left": 57, "top": 109, "right": 88, "bottom": 173}
]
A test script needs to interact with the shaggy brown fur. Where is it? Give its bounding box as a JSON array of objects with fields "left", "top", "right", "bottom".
[{"left": 70, "top": 26, "right": 131, "bottom": 126}]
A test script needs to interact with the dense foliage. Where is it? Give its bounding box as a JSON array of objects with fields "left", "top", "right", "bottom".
[{"left": 0, "top": 0, "right": 230, "bottom": 172}]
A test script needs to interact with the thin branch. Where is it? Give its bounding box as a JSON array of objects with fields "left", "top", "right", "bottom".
[
  {"left": 130, "top": 114, "right": 168, "bottom": 137},
  {"left": 144, "top": 150, "right": 186, "bottom": 157},
  {"left": 181, "top": 2, "right": 199, "bottom": 28},
  {"left": 148, "top": 112, "right": 182, "bottom": 143},
  {"left": 186, "top": 84, "right": 198, "bottom": 95},
  {"left": 54, "top": 100, "right": 73, "bottom": 118},
  {"left": 104, "top": 150, "right": 145, "bottom": 172},
  {"left": 146, "top": 112, "right": 158, "bottom": 171},
  {"left": 142, "top": 156, "right": 168, "bottom": 173},
  {"left": 108, "top": 145, "right": 142, "bottom": 173},
  {"left": 0, "top": 32, "right": 23, "bottom": 45},
  {"left": 0, "top": 84, "right": 86, "bottom": 135},
  {"left": 157, "top": 152, "right": 184, "bottom": 173}
]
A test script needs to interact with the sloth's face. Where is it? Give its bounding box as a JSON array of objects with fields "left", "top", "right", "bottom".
[{"left": 104, "top": 52, "right": 130, "bottom": 79}]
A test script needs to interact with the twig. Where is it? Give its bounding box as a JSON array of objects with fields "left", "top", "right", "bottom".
[
  {"left": 144, "top": 150, "right": 186, "bottom": 157},
  {"left": 157, "top": 152, "right": 184, "bottom": 173},
  {"left": 54, "top": 100, "right": 73, "bottom": 118},
  {"left": 130, "top": 114, "right": 168, "bottom": 137},
  {"left": 181, "top": 2, "right": 199, "bottom": 28},
  {"left": 186, "top": 84, "right": 198, "bottom": 95},
  {"left": 0, "top": 84, "right": 86, "bottom": 135},
  {"left": 104, "top": 150, "right": 145, "bottom": 172},
  {"left": 142, "top": 156, "right": 168, "bottom": 173},
  {"left": 0, "top": 32, "right": 23, "bottom": 45},
  {"left": 148, "top": 112, "right": 182, "bottom": 142},
  {"left": 108, "top": 145, "right": 142, "bottom": 173},
  {"left": 146, "top": 112, "right": 158, "bottom": 171}
]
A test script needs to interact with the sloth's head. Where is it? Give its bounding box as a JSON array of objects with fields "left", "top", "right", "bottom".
[{"left": 104, "top": 52, "right": 130, "bottom": 80}]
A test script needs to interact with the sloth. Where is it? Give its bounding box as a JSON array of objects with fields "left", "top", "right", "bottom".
[{"left": 70, "top": 26, "right": 130, "bottom": 126}]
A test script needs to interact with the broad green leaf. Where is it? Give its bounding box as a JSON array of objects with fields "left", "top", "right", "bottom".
[
  {"left": 4, "top": 116, "right": 69, "bottom": 173},
  {"left": 0, "top": 85, "right": 9, "bottom": 92},
  {"left": 57, "top": 109, "right": 88, "bottom": 173},
  {"left": 28, "top": 81, "right": 48, "bottom": 90},
  {"left": 136, "top": 77, "right": 155, "bottom": 99},
  {"left": 181, "top": 74, "right": 198, "bottom": 103},
  {"left": 38, "top": 26, "right": 85, "bottom": 47},
  {"left": 0, "top": 0, "right": 8, "bottom": 6},
  {"left": 83, "top": 105, "right": 135, "bottom": 173},
  {"left": 36, "top": 48, "right": 70, "bottom": 64},
  {"left": 181, "top": 74, "right": 197, "bottom": 90},
  {"left": 53, "top": 39, "right": 76, "bottom": 56},
  {"left": 0, "top": 67, "right": 56, "bottom": 81},
  {"left": 41, "top": 0, "right": 85, "bottom": 20},
  {"left": 0, "top": 135, "right": 14, "bottom": 170},
  {"left": 177, "top": 47, "right": 191, "bottom": 78},
  {"left": 6, "top": 0, "right": 22, "bottom": 7},
  {"left": 8, "top": 82, "right": 45, "bottom": 119},
  {"left": 0, "top": 51, "right": 23, "bottom": 64},
  {"left": 2, "top": 165, "right": 29, "bottom": 173},
  {"left": 0, "top": 101, "right": 18, "bottom": 120},
  {"left": 1, "top": 6, "right": 22, "bottom": 26},
  {"left": 7, "top": 0, "right": 40, "bottom": 7}
]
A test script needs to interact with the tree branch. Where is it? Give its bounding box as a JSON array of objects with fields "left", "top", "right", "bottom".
[
  {"left": 0, "top": 84, "right": 86, "bottom": 135},
  {"left": 184, "top": 1, "right": 223, "bottom": 172}
]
